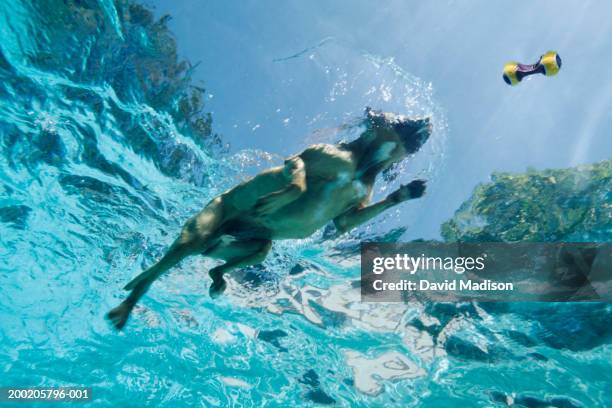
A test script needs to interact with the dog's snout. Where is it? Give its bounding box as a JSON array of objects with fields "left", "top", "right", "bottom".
[
  {"left": 394, "top": 116, "right": 431, "bottom": 152},
  {"left": 415, "top": 118, "right": 431, "bottom": 135},
  {"left": 394, "top": 117, "right": 430, "bottom": 137},
  {"left": 417, "top": 117, "right": 432, "bottom": 139}
]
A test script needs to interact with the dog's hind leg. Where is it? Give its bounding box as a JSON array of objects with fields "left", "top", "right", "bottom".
[
  {"left": 208, "top": 239, "right": 272, "bottom": 298},
  {"left": 107, "top": 199, "right": 225, "bottom": 330},
  {"left": 106, "top": 237, "right": 203, "bottom": 330}
]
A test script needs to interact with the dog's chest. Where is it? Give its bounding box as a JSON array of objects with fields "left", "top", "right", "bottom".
[{"left": 327, "top": 172, "right": 367, "bottom": 197}]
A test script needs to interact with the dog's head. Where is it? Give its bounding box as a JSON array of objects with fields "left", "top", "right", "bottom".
[{"left": 364, "top": 107, "right": 431, "bottom": 155}]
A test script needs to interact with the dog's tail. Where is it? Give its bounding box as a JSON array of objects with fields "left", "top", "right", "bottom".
[{"left": 106, "top": 240, "right": 194, "bottom": 330}]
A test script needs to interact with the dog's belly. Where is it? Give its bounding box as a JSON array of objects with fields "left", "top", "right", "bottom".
[
  {"left": 202, "top": 219, "right": 272, "bottom": 260},
  {"left": 203, "top": 235, "right": 264, "bottom": 260},
  {"left": 262, "top": 174, "right": 368, "bottom": 239}
]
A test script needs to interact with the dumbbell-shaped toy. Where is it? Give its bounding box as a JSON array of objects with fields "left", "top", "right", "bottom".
[{"left": 503, "top": 51, "right": 562, "bottom": 86}]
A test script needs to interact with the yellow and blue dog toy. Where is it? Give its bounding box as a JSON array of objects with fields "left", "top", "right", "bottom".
[{"left": 503, "top": 51, "right": 562, "bottom": 86}]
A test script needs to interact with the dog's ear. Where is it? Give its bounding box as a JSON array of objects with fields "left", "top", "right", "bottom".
[{"left": 364, "top": 107, "right": 384, "bottom": 128}]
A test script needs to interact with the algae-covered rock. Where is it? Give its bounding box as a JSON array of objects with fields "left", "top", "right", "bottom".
[
  {"left": 441, "top": 160, "right": 611, "bottom": 242},
  {"left": 0, "top": 0, "right": 222, "bottom": 186},
  {"left": 3, "top": 0, "right": 216, "bottom": 149}
]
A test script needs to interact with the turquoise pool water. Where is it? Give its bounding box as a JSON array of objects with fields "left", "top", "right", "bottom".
[{"left": 0, "top": 1, "right": 610, "bottom": 407}]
